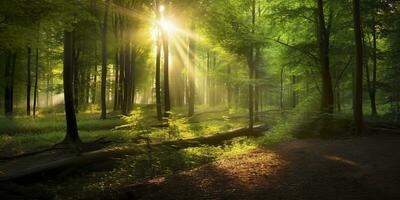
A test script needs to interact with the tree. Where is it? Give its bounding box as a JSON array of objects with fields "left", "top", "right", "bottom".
[
  {"left": 33, "top": 47, "right": 39, "bottom": 117},
  {"left": 63, "top": 30, "right": 81, "bottom": 144},
  {"left": 188, "top": 22, "right": 195, "bottom": 117},
  {"left": 353, "top": 0, "right": 364, "bottom": 134},
  {"left": 316, "top": 0, "right": 334, "bottom": 114},
  {"left": 100, "top": 0, "right": 110, "bottom": 119},
  {"left": 163, "top": 24, "right": 171, "bottom": 117},
  {"left": 26, "top": 47, "right": 32, "bottom": 116}
]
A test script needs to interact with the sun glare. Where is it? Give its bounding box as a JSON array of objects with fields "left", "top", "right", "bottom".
[{"left": 160, "top": 19, "right": 174, "bottom": 33}]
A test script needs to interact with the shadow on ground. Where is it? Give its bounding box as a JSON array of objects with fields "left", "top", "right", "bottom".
[{"left": 120, "top": 134, "right": 400, "bottom": 200}]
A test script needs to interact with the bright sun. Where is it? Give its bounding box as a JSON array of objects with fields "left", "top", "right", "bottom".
[{"left": 160, "top": 19, "right": 174, "bottom": 33}]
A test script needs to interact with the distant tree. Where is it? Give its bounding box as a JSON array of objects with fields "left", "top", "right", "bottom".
[{"left": 100, "top": 0, "right": 110, "bottom": 119}]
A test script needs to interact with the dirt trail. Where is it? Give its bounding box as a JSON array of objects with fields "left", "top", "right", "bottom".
[{"left": 125, "top": 134, "right": 400, "bottom": 200}]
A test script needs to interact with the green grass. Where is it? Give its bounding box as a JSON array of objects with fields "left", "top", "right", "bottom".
[{"left": 0, "top": 106, "right": 291, "bottom": 199}]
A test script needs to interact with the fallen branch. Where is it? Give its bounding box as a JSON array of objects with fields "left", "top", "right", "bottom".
[{"left": 0, "top": 125, "right": 269, "bottom": 182}]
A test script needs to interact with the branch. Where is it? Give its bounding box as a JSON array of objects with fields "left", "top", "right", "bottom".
[
  {"left": 266, "top": 37, "right": 319, "bottom": 61},
  {"left": 334, "top": 56, "right": 352, "bottom": 90}
]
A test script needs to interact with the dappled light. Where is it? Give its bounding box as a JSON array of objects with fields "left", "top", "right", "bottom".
[{"left": 1, "top": 0, "right": 400, "bottom": 199}]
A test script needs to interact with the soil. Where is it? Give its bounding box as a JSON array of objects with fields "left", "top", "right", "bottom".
[{"left": 123, "top": 134, "right": 400, "bottom": 200}]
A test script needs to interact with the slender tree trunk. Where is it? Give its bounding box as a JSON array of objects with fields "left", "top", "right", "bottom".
[
  {"left": 100, "top": 0, "right": 110, "bottom": 119},
  {"left": 130, "top": 47, "right": 136, "bottom": 109},
  {"left": 163, "top": 30, "right": 171, "bottom": 117},
  {"left": 63, "top": 31, "right": 81, "bottom": 143},
  {"left": 122, "top": 43, "right": 131, "bottom": 115},
  {"left": 316, "top": 0, "right": 334, "bottom": 114},
  {"left": 155, "top": 40, "right": 162, "bottom": 118},
  {"left": 113, "top": 51, "right": 119, "bottom": 110},
  {"left": 292, "top": 75, "right": 296, "bottom": 108},
  {"left": 352, "top": 0, "right": 364, "bottom": 135},
  {"left": 92, "top": 65, "right": 97, "bottom": 104},
  {"left": 188, "top": 23, "right": 196, "bottom": 117},
  {"left": 247, "top": 0, "right": 256, "bottom": 129},
  {"left": 4, "top": 50, "right": 16, "bottom": 117},
  {"left": 227, "top": 65, "right": 232, "bottom": 108},
  {"left": 26, "top": 47, "right": 32, "bottom": 116},
  {"left": 254, "top": 48, "right": 260, "bottom": 122},
  {"left": 280, "top": 67, "right": 284, "bottom": 111},
  {"left": 33, "top": 48, "right": 39, "bottom": 117},
  {"left": 370, "top": 15, "right": 378, "bottom": 116},
  {"left": 118, "top": 47, "right": 124, "bottom": 110}
]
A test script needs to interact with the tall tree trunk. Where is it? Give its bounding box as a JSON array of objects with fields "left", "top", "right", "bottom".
[
  {"left": 155, "top": 43, "right": 162, "bottom": 118},
  {"left": 163, "top": 30, "right": 171, "bottom": 117},
  {"left": 188, "top": 23, "right": 196, "bottom": 117},
  {"left": 122, "top": 43, "right": 131, "bottom": 115},
  {"left": 92, "top": 65, "right": 97, "bottom": 104},
  {"left": 4, "top": 50, "right": 16, "bottom": 117},
  {"left": 33, "top": 48, "right": 39, "bottom": 117},
  {"left": 118, "top": 47, "right": 124, "bottom": 110},
  {"left": 352, "top": 0, "right": 364, "bottom": 135},
  {"left": 63, "top": 31, "right": 81, "bottom": 144},
  {"left": 292, "top": 75, "right": 296, "bottom": 108},
  {"left": 113, "top": 51, "right": 119, "bottom": 110},
  {"left": 26, "top": 47, "right": 32, "bottom": 116},
  {"left": 316, "top": 0, "right": 334, "bottom": 114},
  {"left": 227, "top": 65, "right": 232, "bottom": 108},
  {"left": 247, "top": 0, "right": 256, "bottom": 129},
  {"left": 254, "top": 48, "right": 260, "bottom": 122},
  {"left": 280, "top": 66, "right": 284, "bottom": 111},
  {"left": 130, "top": 47, "right": 136, "bottom": 109},
  {"left": 370, "top": 15, "right": 378, "bottom": 116},
  {"left": 100, "top": 0, "right": 110, "bottom": 119}
]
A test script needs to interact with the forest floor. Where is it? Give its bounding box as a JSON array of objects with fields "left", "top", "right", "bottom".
[{"left": 121, "top": 133, "right": 400, "bottom": 200}]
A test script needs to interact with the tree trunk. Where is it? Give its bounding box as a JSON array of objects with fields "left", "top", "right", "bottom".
[
  {"left": 33, "top": 48, "right": 39, "bottom": 117},
  {"left": 292, "top": 75, "right": 296, "bottom": 108},
  {"left": 254, "top": 48, "right": 260, "bottom": 121},
  {"left": 100, "top": 0, "right": 110, "bottom": 119},
  {"left": 63, "top": 31, "right": 81, "bottom": 143},
  {"left": 352, "top": 0, "right": 364, "bottom": 135},
  {"left": 113, "top": 51, "right": 119, "bottom": 110},
  {"left": 247, "top": 0, "right": 256, "bottom": 129},
  {"left": 155, "top": 29, "right": 162, "bottom": 119},
  {"left": 122, "top": 43, "right": 131, "bottom": 115},
  {"left": 316, "top": 0, "right": 334, "bottom": 114},
  {"left": 163, "top": 30, "right": 171, "bottom": 117},
  {"left": 188, "top": 23, "right": 196, "bottom": 117},
  {"left": 118, "top": 47, "right": 124, "bottom": 110},
  {"left": 4, "top": 50, "right": 16, "bottom": 117},
  {"left": 26, "top": 47, "right": 32, "bottom": 116},
  {"left": 130, "top": 47, "right": 136, "bottom": 109},
  {"left": 92, "top": 65, "right": 97, "bottom": 104},
  {"left": 280, "top": 67, "right": 284, "bottom": 111},
  {"left": 370, "top": 15, "right": 378, "bottom": 116}
]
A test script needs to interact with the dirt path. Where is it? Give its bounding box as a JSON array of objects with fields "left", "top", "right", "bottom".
[{"left": 123, "top": 134, "right": 400, "bottom": 200}]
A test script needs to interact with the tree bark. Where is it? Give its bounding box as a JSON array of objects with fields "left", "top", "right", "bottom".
[
  {"left": 155, "top": 12, "right": 162, "bottom": 120},
  {"left": 163, "top": 30, "right": 171, "bottom": 117},
  {"left": 113, "top": 51, "right": 119, "bottom": 110},
  {"left": 352, "top": 0, "right": 364, "bottom": 135},
  {"left": 188, "top": 23, "right": 196, "bottom": 117},
  {"left": 100, "top": 0, "right": 110, "bottom": 119},
  {"left": 4, "top": 50, "right": 16, "bottom": 117},
  {"left": 316, "top": 0, "right": 334, "bottom": 114},
  {"left": 130, "top": 47, "right": 136, "bottom": 110},
  {"left": 122, "top": 43, "right": 131, "bottom": 115},
  {"left": 26, "top": 47, "right": 32, "bottom": 116},
  {"left": 33, "top": 48, "right": 39, "bottom": 117},
  {"left": 63, "top": 31, "right": 81, "bottom": 144},
  {"left": 370, "top": 15, "right": 378, "bottom": 116}
]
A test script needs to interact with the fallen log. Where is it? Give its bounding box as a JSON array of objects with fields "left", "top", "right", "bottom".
[{"left": 0, "top": 124, "right": 269, "bottom": 182}]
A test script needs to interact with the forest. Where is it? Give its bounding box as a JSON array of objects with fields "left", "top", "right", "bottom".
[{"left": 0, "top": 0, "right": 400, "bottom": 199}]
